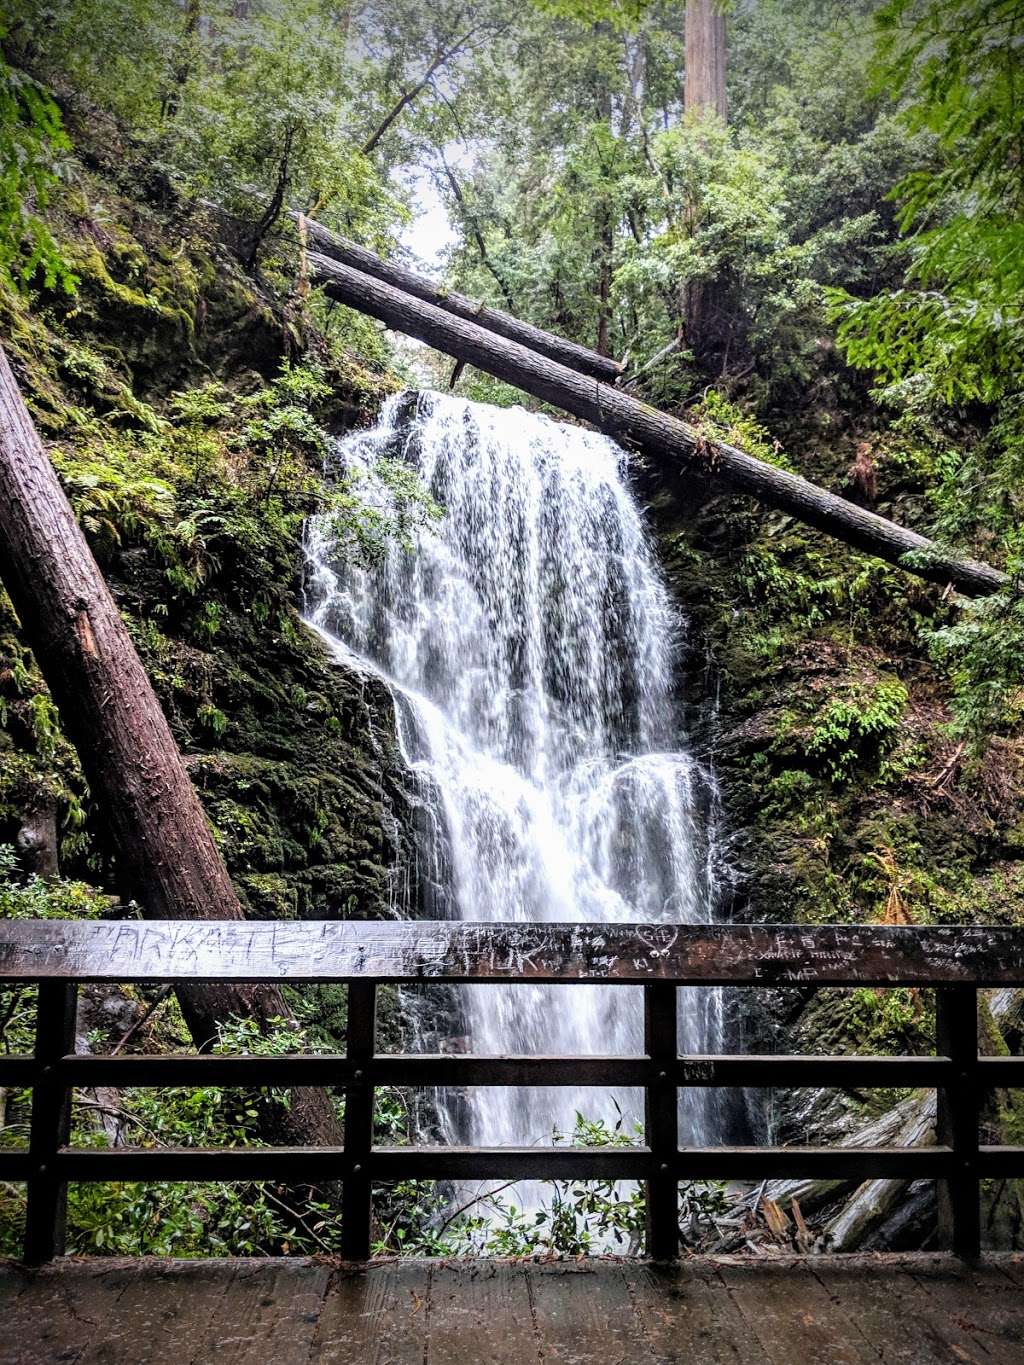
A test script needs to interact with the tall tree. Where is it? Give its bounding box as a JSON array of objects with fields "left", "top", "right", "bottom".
[
  {"left": 592, "top": 21, "right": 617, "bottom": 357},
  {"left": 162, "top": 0, "right": 202, "bottom": 119},
  {"left": 684, "top": 0, "right": 726, "bottom": 119}
]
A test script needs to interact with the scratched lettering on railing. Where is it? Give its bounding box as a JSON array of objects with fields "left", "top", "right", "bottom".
[
  {"left": 1, "top": 919, "right": 1023, "bottom": 983},
  {"left": 679, "top": 1060, "right": 716, "bottom": 1083}
]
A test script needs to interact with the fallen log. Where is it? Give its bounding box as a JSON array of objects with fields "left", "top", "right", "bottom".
[
  {"left": 775, "top": 988, "right": 1024, "bottom": 1251},
  {"left": 0, "top": 344, "right": 342, "bottom": 1152},
  {"left": 747, "top": 1093, "right": 922, "bottom": 1221},
  {"left": 818, "top": 1095, "right": 937, "bottom": 1252},
  {"left": 296, "top": 215, "right": 624, "bottom": 385},
  {"left": 309, "top": 251, "right": 1010, "bottom": 599}
]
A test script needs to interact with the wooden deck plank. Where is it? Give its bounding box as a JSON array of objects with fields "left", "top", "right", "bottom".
[
  {"left": 808, "top": 1258, "right": 950, "bottom": 1365},
  {"left": 712, "top": 1258, "right": 878, "bottom": 1365},
  {"left": 76, "top": 1260, "right": 240, "bottom": 1365},
  {"left": 204, "top": 1261, "right": 331, "bottom": 1363},
  {"left": 623, "top": 1260, "right": 765, "bottom": 1364},
  {"left": 0, "top": 1260, "right": 126, "bottom": 1365},
  {"left": 525, "top": 1260, "right": 650, "bottom": 1364},
  {"left": 3, "top": 1255, "right": 1024, "bottom": 1365},
  {"left": 985, "top": 1253, "right": 1024, "bottom": 1291},
  {"left": 310, "top": 1261, "right": 431, "bottom": 1364},
  {"left": 249, "top": 1262, "right": 333, "bottom": 1363},
  {"left": 812, "top": 1255, "right": 1015, "bottom": 1365},
  {"left": 427, "top": 1262, "right": 538, "bottom": 1364},
  {"left": 903, "top": 1257, "right": 1024, "bottom": 1365}
]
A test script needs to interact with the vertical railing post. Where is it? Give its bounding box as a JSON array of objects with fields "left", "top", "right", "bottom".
[
  {"left": 24, "top": 980, "right": 77, "bottom": 1264},
  {"left": 644, "top": 982, "right": 678, "bottom": 1259},
  {"left": 341, "top": 980, "right": 376, "bottom": 1258},
  {"left": 936, "top": 984, "right": 981, "bottom": 1259}
]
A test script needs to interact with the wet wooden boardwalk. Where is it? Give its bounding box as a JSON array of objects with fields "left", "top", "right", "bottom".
[{"left": 2, "top": 1254, "right": 1023, "bottom": 1363}]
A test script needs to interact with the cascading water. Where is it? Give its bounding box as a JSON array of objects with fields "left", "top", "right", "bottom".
[{"left": 304, "top": 390, "right": 723, "bottom": 1163}]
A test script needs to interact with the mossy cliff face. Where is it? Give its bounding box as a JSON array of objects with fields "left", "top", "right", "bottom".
[
  {"left": 644, "top": 434, "right": 1023, "bottom": 937},
  {"left": 639, "top": 406, "right": 1024, "bottom": 1134},
  {"left": 0, "top": 122, "right": 414, "bottom": 921}
]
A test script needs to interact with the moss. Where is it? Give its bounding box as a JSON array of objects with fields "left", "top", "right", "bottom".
[
  {"left": 0, "top": 126, "right": 409, "bottom": 924},
  {"left": 641, "top": 378, "right": 1024, "bottom": 1126},
  {"left": 657, "top": 488, "right": 1022, "bottom": 932}
]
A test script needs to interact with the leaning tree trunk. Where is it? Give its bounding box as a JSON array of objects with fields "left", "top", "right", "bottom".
[
  {"left": 0, "top": 344, "right": 342, "bottom": 1149},
  {"left": 685, "top": 0, "right": 727, "bottom": 119},
  {"left": 308, "top": 253, "right": 1009, "bottom": 598}
]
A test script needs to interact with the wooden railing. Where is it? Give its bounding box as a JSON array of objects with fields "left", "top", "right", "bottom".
[{"left": 1, "top": 919, "right": 1023, "bottom": 1263}]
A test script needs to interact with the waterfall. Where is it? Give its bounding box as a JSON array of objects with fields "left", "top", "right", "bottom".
[{"left": 304, "top": 390, "right": 723, "bottom": 1158}]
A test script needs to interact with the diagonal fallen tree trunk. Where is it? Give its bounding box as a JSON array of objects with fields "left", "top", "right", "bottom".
[
  {"left": 297, "top": 214, "right": 625, "bottom": 384},
  {"left": 309, "top": 251, "right": 1010, "bottom": 599},
  {"left": 0, "top": 344, "right": 342, "bottom": 1149}
]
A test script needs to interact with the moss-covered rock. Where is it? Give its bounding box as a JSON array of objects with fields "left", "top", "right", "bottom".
[{"left": 0, "top": 117, "right": 410, "bottom": 925}]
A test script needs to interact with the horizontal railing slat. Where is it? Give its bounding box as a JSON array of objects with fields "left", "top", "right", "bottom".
[
  {"left": 0, "top": 1152, "right": 30, "bottom": 1180},
  {"left": 370, "top": 1145, "right": 960, "bottom": 1181},
  {"left": 6, "top": 1052, "right": 1016, "bottom": 1090},
  {"left": 3, "top": 920, "right": 1024, "bottom": 984},
  {"left": 0, "top": 1057, "right": 35, "bottom": 1085},
  {"left": 4, "top": 1144, "right": 1017, "bottom": 1187},
  {"left": 976, "top": 1146, "right": 1024, "bottom": 1178},
  {"left": 27, "top": 1142, "right": 1003, "bottom": 1184},
  {"left": 57, "top": 1147, "right": 355, "bottom": 1182}
]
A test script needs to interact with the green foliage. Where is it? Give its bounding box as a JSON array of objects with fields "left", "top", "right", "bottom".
[
  {"left": 453, "top": 1113, "right": 648, "bottom": 1255},
  {"left": 0, "top": 1003, "right": 350, "bottom": 1258},
  {"left": 528, "top": 0, "right": 654, "bottom": 28},
  {"left": 0, "top": 849, "right": 108, "bottom": 1081},
  {"left": 65, "top": 1178, "right": 302, "bottom": 1257},
  {"left": 820, "top": 1, "right": 1024, "bottom": 746},
  {"left": 5, "top": 1, "right": 408, "bottom": 265},
  {"left": 616, "top": 117, "right": 822, "bottom": 392},
  {"left": 735, "top": 537, "right": 901, "bottom": 644},
  {"left": 844, "top": 986, "right": 931, "bottom": 1055},
  {"left": 929, "top": 583, "right": 1024, "bottom": 743},
  {"left": 693, "top": 390, "right": 794, "bottom": 471},
  {"left": 55, "top": 453, "right": 177, "bottom": 555},
  {"left": 44, "top": 359, "right": 433, "bottom": 623},
  {"left": 418, "top": 1112, "right": 727, "bottom": 1257},
  {"left": 829, "top": 1, "right": 1024, "bottom": 407},
  {"left": 0, "top": 844, "right": 105, "bottom": 922},
  {"left": 804, "top": 678, "right": 909, "bottom": 783},
  {"left": 0, "top": 42, "right": 76, "bottom": 292},
  {"left": 437, "top": 4, "right": 924, "bottom": 411}
]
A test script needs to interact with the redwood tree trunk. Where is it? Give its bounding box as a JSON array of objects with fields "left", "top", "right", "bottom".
[
  {"left": 0, "top": 344, "right": 342, "bottom": 1148},
  {"left": 685, "top": 0, "right": 727, "bottom": 119}
]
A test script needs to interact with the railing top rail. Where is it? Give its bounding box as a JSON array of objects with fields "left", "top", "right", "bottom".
[{"left": 1, "top": 919, "right": 1022, "bottom": 985}]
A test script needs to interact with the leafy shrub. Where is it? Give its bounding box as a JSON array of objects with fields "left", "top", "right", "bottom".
[
  {"left": 803, "top": 678, "right": 909, "bottom": 783},
  {"left": 0, "top": 45, "right": 76, "bottom": 292},
  {"left": 0, "top": 843, "right": 105, "bottom": 922}
]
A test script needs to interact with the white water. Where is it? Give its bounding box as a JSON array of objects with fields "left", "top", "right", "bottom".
[{"left": 304, "top": 391, "right": 722, "bottom": 1154}]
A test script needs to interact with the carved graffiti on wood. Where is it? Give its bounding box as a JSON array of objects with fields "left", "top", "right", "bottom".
[{"left": 1, "top": 920, "right": 1023, "bottom": 985}]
